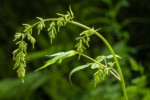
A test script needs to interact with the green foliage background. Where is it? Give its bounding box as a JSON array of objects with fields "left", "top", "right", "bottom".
[{"left": 0, "top": 0, "right": 150, "bottom": 99}]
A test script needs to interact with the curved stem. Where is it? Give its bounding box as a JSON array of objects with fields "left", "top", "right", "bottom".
[
  {"left": 29, "top": 18, "right": 59, "bottom": 28},
  {"left": 27, "top": 18, "right": 128, "bottom": 99},
  {"left": 69, "top": 21, "right": 128, "bottom": 100}
]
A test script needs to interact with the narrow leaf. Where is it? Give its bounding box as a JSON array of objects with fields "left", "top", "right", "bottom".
[
  {"left": 36, "top": 50, "right": 77, "bottom": 71},
  {"left": 69, "top": 63, "right": 91, "bottom": 84},
  {"left": 13, "top": 33, "right": 22, "bottom": 41},
  {"left": 69, "top": 5, "right": 74, "bottom": 18},
  {"left": 36, "top": 17, "right": 44, "bottom": 21},
  {"left": 57, "top": 13, "right": 65, "bottom": 17},
  {"left": 106, "top": 55, "right": 122, "bottom": 59},
  {"left": 46, "top": 50, "right": 77, "bottom": 58},
  {"left": 12, "top": 49, "right": 19, "bottom": 59},
  {"left": 35, "top": 60, "right": 56, "bottom": 72},
  {"left": 47, "top": 52, "right": 64, "bottom": 57}
]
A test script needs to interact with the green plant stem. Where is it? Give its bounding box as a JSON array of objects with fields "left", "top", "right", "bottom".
[
  {"left": 77, "top": 52, "right": 121, "bottom": 81},
  {"left": 69, "top": 21, "right": 128, "bottom": 100},
  {"left": 25, "top": 18, "right": 128, "bottom": 99}
]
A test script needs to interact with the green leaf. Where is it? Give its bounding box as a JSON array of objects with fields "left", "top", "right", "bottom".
[
  {"left": 57, "top": 6, "right": 74, "bottom": 22},
  {"left": 94, "top": 68, "right": 108, "bottom": 87},
  {"left": 107, "top": 62, "right": 115, "bottom": 68},
  {"left": 106, "top": 54, "right": 122, "bottom": 59},
  {"left": 57, "top": 17, "right": 64, "bottom": 32},
  {"left": 35, "top": 59, "right": 56, "bottom": 72},
  {"left": 57, "top": 13, "right": 65, "bottom": 17},
  {"left": 17, "top": 66, "right": 26, "bottom": 83},
  {"left": 104, "top": 68, "right": 110, "bottom": 75},
  {"left": 35, "top": 50, "right": 77, "bottom": 71},
  {"left": 23, "top": 24, "right": 32, "bottom": 33},
  {"left": 12, "top": 49, "right": 19, "bottom": 60},
  {"left": 37, "top": 21, "right": 45, "bottom": 35},
  {"left": 13, "top": 33, "right": 23, "bottom": 41},
  {"left": 27, "top": 33, "right": 36, "bottom": 49},
  {"left": 91, "top": 63, "right": 99, "bottom": 69},
  {"left": 48, "top": 50, "right": 77, "bottom": 58},
  {"left": 99, "top": 69, "right": 106, "bottom": 80},
  {"left": 36, "top": 17, "right": 44, "bottom": 21},
  {"left": 95, "top": 55, "right": 106, "bottom": 62},
  {"left": 69, "top": 5, "right": 74, "bottom": 19},
  {"left": 75, "top": 37, "right": 86, "bottom": 54},
  {"left": 47, "top": 22, "right": 57, "bottom": 44},
  {"left": 69, "top": 63, "right": 91, "bottom": 84},
  {"left": 50, "top": 21, "right": 55, "bottom": 27},
  {"left": 30, "top": 37, "right": 36, "bottom": 49}
]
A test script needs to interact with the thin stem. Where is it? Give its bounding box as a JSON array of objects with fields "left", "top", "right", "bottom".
[
  {"left": 29, "top": 18, "right": 59, "bottom": 28},
  {"left": 69, "top": 21, "right": 128, "bottom": 100},
  {"left": 77, "top": 52, "right": 121, "bottom": 81},
  {"left": 26, "top": 18, "right": 128, "bottom": 99},
  {"left": 110, "top": 69, "right": 121, "bottom": 81},
  {"left": 77, "top": 52, "right": 106, "bottom": 68}
]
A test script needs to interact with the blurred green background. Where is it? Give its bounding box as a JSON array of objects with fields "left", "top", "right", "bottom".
[{"left": 0, "top": 0, "right": 150, "bottom": 100}]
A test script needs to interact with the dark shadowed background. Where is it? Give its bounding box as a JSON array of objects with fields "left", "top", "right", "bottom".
[{"left": 0, "top": 0, "right": 150, "bottom": 100}]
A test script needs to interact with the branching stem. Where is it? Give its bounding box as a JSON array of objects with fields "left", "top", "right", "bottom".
[
  {"left": 69, "top": 21, "right": 128, "bottom": 100},
  {"left": 17, "top": 17, "right": 128, "bottom": 100},
  {"left": 77, "top": 52, "right": 121, "bottom": 81}
]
